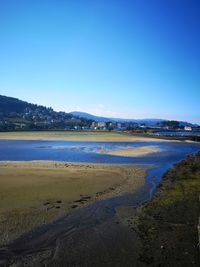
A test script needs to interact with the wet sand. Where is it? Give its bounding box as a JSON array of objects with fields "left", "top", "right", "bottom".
[
  {"left": 98, "top": 146, "right": 160, "bottom": 157},
  {"left": 0, "top": 161, "right": 147, "bottom": 246},
  {"left": 1, "top": 153, "right": 199, "bottom": 266}
]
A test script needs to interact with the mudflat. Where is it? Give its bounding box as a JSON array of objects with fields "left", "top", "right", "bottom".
[
  {"left": 98, "top": 145, "right": 160, "bottom": 157},
  {"left": 0, "top": 161, "right": 147, "bottom": 246},
  {"left": 0, "top": 130, "right": 169, "bottom": 142}
]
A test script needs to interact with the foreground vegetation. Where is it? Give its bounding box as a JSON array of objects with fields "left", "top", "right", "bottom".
[
  {"left": 0, "top": 161, "right": 147, "bottom": 246},
  {"left": 136, "top": 152, "right": 200, "bottom": 267}
]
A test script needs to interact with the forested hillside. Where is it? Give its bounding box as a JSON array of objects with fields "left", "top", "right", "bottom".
[{"left": 0, "top": 95, "right": 93, "bottom": 131}]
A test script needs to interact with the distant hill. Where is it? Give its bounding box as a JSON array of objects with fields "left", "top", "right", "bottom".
[
  {"left": 70, "top": 111, "right": 198, "bottom": 127},
  {"left": 0, "top": 95, "right": 198, "bottom": 131},
  {"left": 0, "top": 95, "right": 92, "bottom": 131},
  {"left": 70, "top": 112, "right": 112, "bottom": 123},
  {"left": 71, "top": 111, "right": 165, "bottom": 126},
  {"left": 0, "top": 95, "right": 52, "bottom": 115}
]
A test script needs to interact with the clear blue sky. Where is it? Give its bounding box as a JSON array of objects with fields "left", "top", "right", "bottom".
[{"left": 0, "top": 0, "right": 199, "bottom": 123}]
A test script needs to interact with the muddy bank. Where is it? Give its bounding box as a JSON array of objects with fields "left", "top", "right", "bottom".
[
  {"left": 0, "top": 161, "right": 147, "bottom": 246},
  {"left": 133, "top": 151, "right": 200, "bottom": 267},
  {"left": 0, "top": 190, "right": 147, "bottom": 267}
]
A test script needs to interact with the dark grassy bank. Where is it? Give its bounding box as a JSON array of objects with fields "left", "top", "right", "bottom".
[{"left": 137, "top": 151, "right": 200, "bottom": 267}]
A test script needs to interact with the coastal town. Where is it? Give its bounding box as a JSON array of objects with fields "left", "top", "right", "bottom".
[{"left": 0, "top": 95, "right": 199, "bottom": 134}]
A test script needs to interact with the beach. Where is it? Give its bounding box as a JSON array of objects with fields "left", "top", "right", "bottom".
[{"left": 0, "top": 161, "right": 147, "bottom": 246}]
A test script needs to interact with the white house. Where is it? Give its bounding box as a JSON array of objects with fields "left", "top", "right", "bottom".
[
  {"left": 97, "top": 122, "right": 106, "bottom": 128},
  {"left": 184, "top": 126, "right": 192, "bottom": 131}
]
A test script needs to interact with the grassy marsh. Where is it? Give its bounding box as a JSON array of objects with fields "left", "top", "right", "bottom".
[
  {"left": 0, "top": 130, "right": 169, "bottom": 142},
  {"left": 135, "top": 152, "right": 200, "bottom": 267}
]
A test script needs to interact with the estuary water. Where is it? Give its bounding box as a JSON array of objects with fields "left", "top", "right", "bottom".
[
  {"left": 0, "top": 139, "right": 200, "bottom": 265},
  {"left": 0, "top": 139, "right": 200, "bottom": 163}
]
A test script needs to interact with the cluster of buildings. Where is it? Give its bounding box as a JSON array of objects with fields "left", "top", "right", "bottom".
[
  {"left": 0, "top": 106, "right": 86, "bottom": 131},
  {"left": 90, "top": 121, "right": 133, "bottom": 131},
  {"left": 22, "top": 107, "right": 78, "bottom": 126},
  {"left": 184, "top": 126, "right": 192, "bottom": 131},
  {"left": 87, "top": 121, "right": 199, "bottom": 133}
]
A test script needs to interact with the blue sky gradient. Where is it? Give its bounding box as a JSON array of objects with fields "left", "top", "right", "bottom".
[{"left": 0, "top": 0, "right": 199, "bottom": 123}]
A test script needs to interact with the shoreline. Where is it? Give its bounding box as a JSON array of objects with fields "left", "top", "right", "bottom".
[
  {"left": 130, "top": 151, "right": 200, "bottom": 266},
  {"left": 0, "top": 131, "right": 172, "bottom": 142},
  {"left": 0, "top": 131, "right": 199, "bottom": 143}
]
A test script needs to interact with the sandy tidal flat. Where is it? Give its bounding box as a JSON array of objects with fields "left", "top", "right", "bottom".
[
  {"left": 98, "top": 146, "right": 160, "bottom": 157},
  {"left": 0, "top": 161, "right": 147, "bottom": 245}
]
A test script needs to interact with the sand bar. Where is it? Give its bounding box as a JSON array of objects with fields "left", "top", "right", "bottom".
[{"left": 98, "top": 146, "right": 160, "bottom": 157}]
